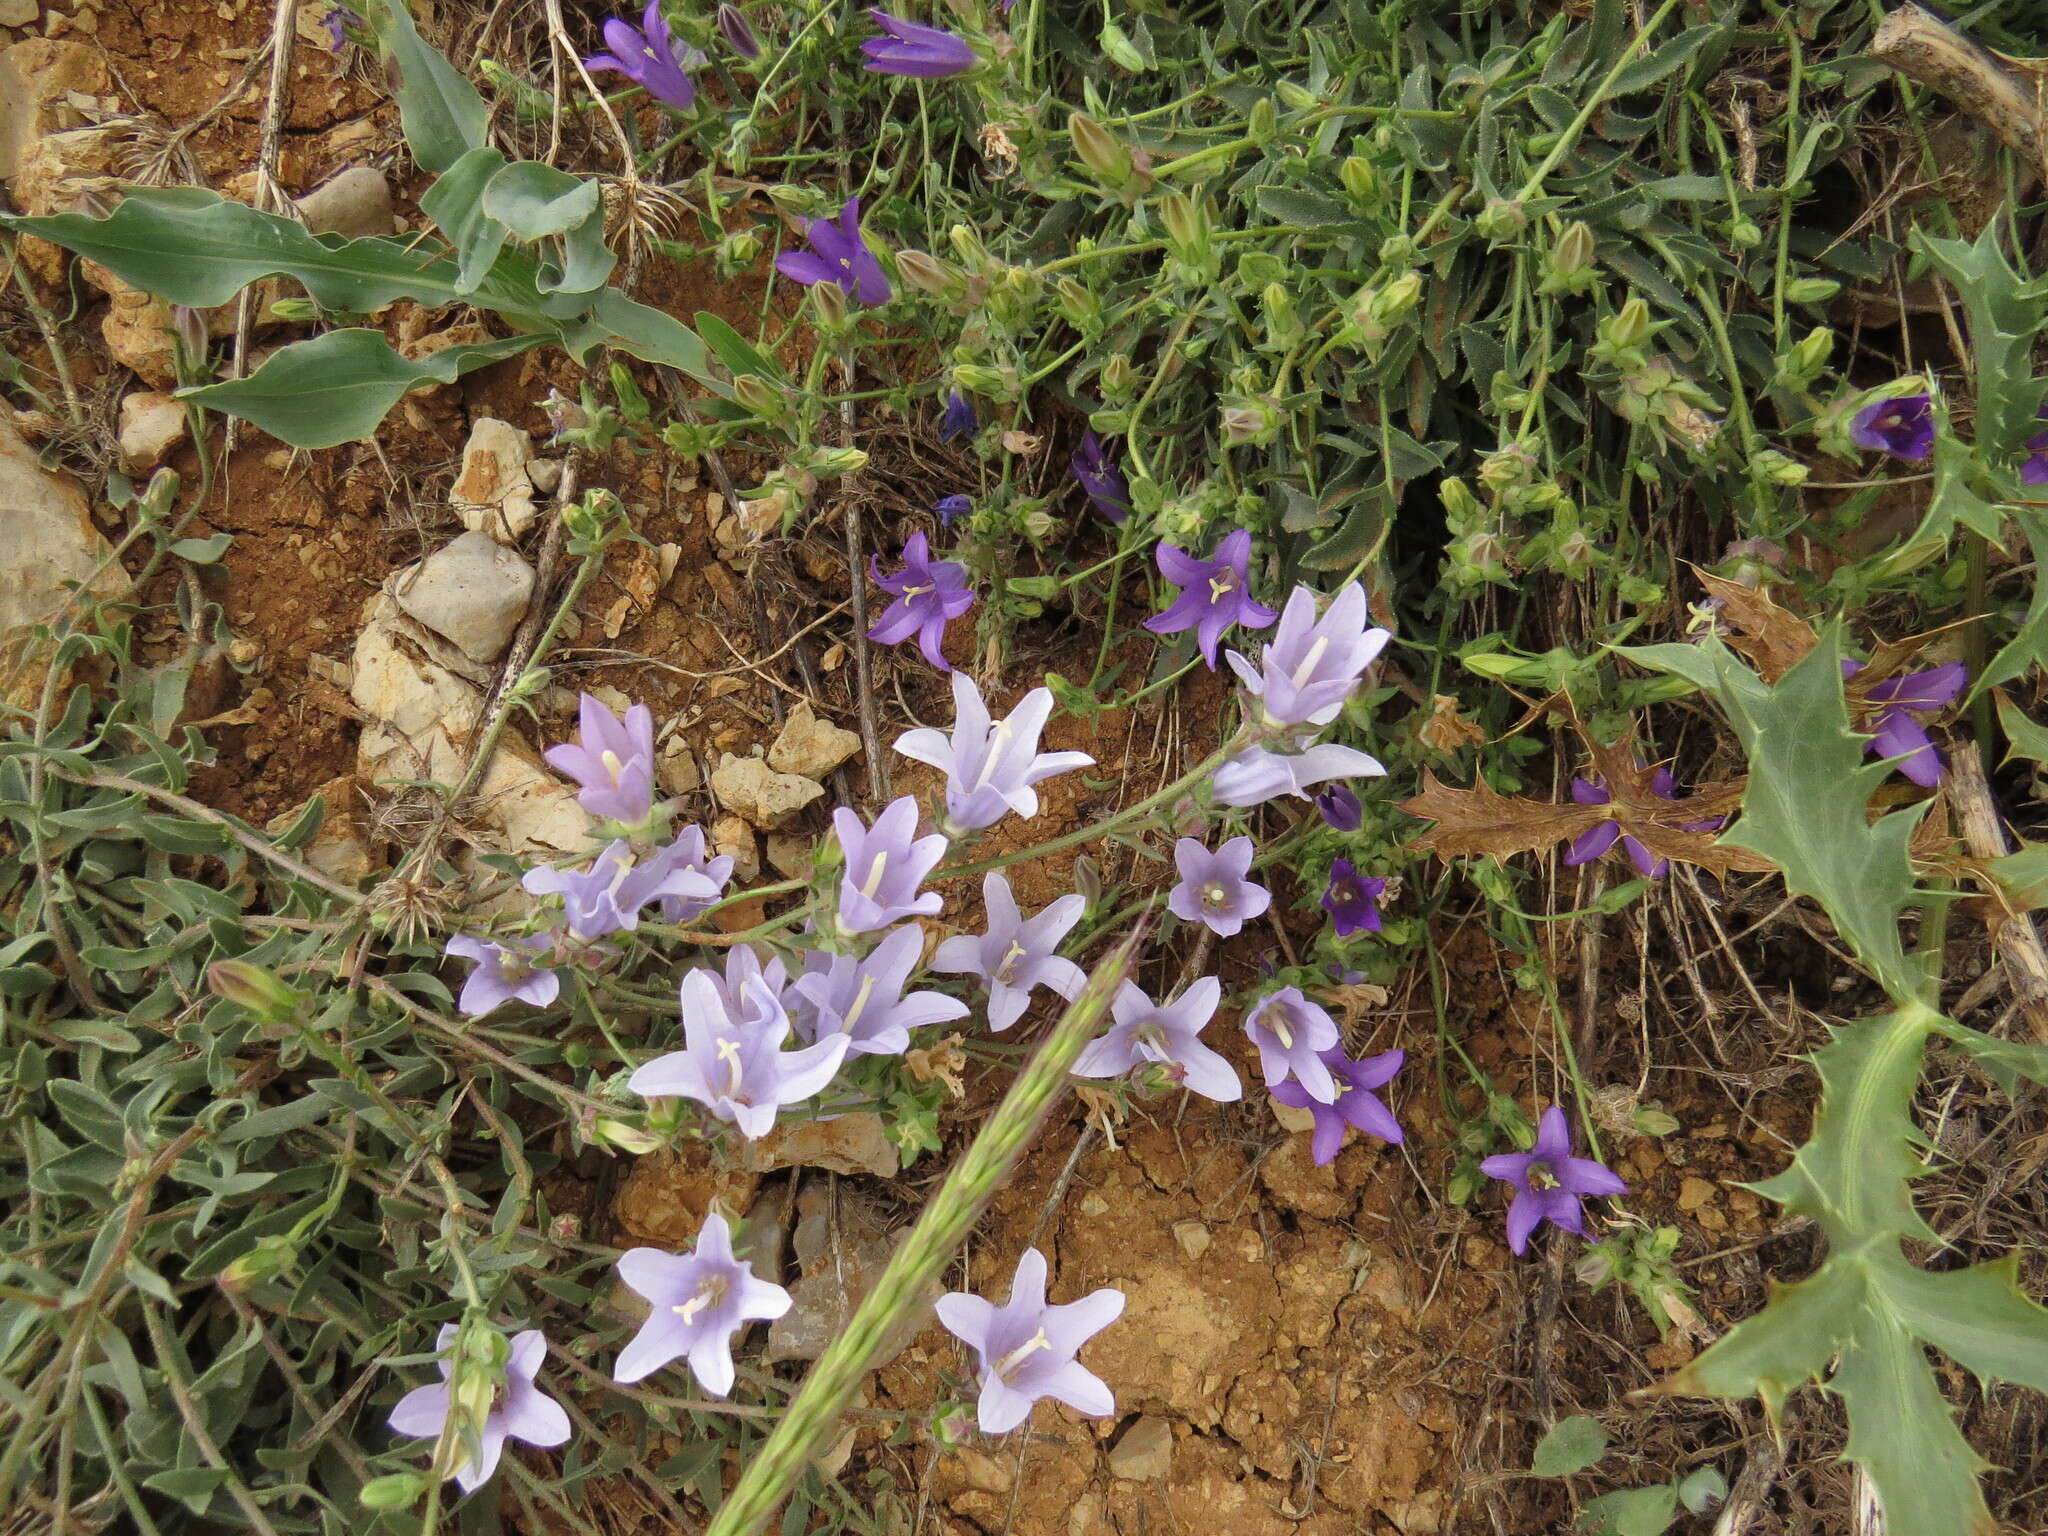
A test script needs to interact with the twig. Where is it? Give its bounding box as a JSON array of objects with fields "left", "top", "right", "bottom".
[
  {"left": 1943, "top": 738, "right": 2048, "bottom": 1042},
  {"left": 1871, "top": 3, "right": 2048, "bottom": 185},
  {"left": 840, "top": 412, "right": 889, "bottom": 801},
  {"left": 224, "top": 0, "right": 302, "bottom": 454}
]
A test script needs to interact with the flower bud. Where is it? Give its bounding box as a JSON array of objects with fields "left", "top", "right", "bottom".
[
  {"left": 208, "top": 960, "right": 303, "bottom": 1023},
  {"left": 809, "top": 279, "right": 848, "bottom": 330},
  {"left": 591, "top": 1117, "right": 662, "bottom": 1155},
  {"left": 1476, "top": 443, "right": 1537, "bottom": 495},
  {"left": 1784, "top": 275, "right": 1840, "bottom": 303},
  {"left": 1246, "top": 97, "right": 1278, "bottom": 145},
  {"left": 1220, "top": 395, "right": 1281, "bottom": 447},
  {"left": 806, "top": 445, "right": 869, "bottom": 479},
  {"left": 1101, "top": 353, "right": 1136, "bottom": 398},
  {"left": 1339, "top": 154, "right": 1379, "bottom": 204},
  {"left": 732, "top": 373, "right": 784, "bottom": 418},
  {"left": 950, "top": 362, "right": 1006, "bottom": 396},
  {"left": 948, "top": 222, "right": 991, "bottom": 272},
  {"left": 1098, "top": 19, "right": 1147, "bottom": 71},
  {"left": 766, "top": 183, "right": 811, "bottom": 217},
  {"left": 1260, "top": 281, "right": 1302, "bottom": 350},
  {"left": 1378, "top": 234, "right": 1416, "bottom": 266},
  {"left": 1068, "top": 111, "right": 1138, "bottom": 193},
  {"left": 718, "top": 227, "right": 761, "bottom": 267},
  {"left": 1276, "top": 79, "right": 1318, "bottom": 111},
  {"left": 172, "top": 305, "right": 211, "bottom": 369},
  {"left": 1439, "top": 476, "right": 1482, "bottom": 525},
  {"left": 1056, "top": 276, "right": 1101, "bottom": 331},
  {"left": 608, "top": 360, "right": 650, "bottom": 423},
  {"left": 717, "top": 3, "right": 761, "bottom": 60},
  {"left": 1748, "top": 449, "right": 1808, "bottom": 487},
  {"left": 360, "top": 1473, "right": 431, "bottom": 1512},
  {"left": 1021, "top": 507, "right": 1057, "bottom": 541},
  {"left": 1605, "top": 296, "right": 1653, "bottom": 351},
  {"left": 1540, "top": 220, "right": 1597, "bottom": 296},
  {"left": 897, "top": 248, "right": 970, "bottom": 303},
  {"left": 219, "top": 1234, "right": 298, "bottom": 1292},
  {"left": 1159, "top": 192, "right": 1211, "bottom": 265},
  {"left": 267, "top": 297, "right": 318, "bottom": 323},
  {"left": 1371, "top": 272, "right": 1422, "bottom": 324},
  {"left": 1474, "top": 198, "right": 1526, "bottom": 243}
]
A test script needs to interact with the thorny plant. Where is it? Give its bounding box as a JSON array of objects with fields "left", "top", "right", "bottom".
[{"left": 6, "top": 0, "right": 2048, "bottom": 1534}]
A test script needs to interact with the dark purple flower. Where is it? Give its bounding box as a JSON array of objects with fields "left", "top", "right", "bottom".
[
  {"left": 1315, "top": 783, "right": 1363, "bottom": 831},
  {"left": 586, "top": 0, "right": 700, "bottom": 112},
  {"left": 1272, "top": 1048, "right": 1405, "bottom": 1165},
  {"left": 445, "top": 935, "right": 560, "bottom": 1018},
  {"left": 935, "top": 494, "right": 971, "bottom": 527},
  {"left": 861, "top": 9, "right": 976, "bottom": 77},
  {"left": 1563, "top": 778, "right": 1666, "bottom": 879},
  {"left": 1843, "top": 658, "right": 1967, "bottom": 787},
  {"left": 1321, "top": 858, "right": 1385, "bottom": 937},
  {"left": 1070, "top": 431, "right": 1130, "bottom": 523},
  {"left": 1143, "top": 530, "right": 1279, "bottom": 669},
  {"left": 939, "top": 390, "right": 977, "bottom": 442},
  {"left": 1479, "top": 1105, "right": 1627, "bottom": 1254},
  {"left": 716, "top": 3, "right": 761, "bottom": 60},
  {"left": 935, "top": 1248, "right": 1123, "bottom": 1434},
  {"left": 1848, "top": 391, "right": 1934, "bottom": 462},
  {"left": 544, "top": 691, "right": 658, "bottom": 825},
  {"left": 1165, "top": 835, "right": 1270, "bottom": 938},
  {"left": 323, "top": 4, "right": 362, "bottom": 50},
  {"left": 867, "top": 530, "right": 975, "bottom": 672},
  {"left": 776, "top": 196, "right": 891, "bottom": 306},
  {"left": 387, "top": 1325, "right": 571, "bottom": 1492}
]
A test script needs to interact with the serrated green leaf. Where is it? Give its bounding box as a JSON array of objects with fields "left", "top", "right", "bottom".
[
  {"left": 1832, "top": 1303, "right": 1995, "bottom": 1536},
  {"left": 1914, "top": 225, "right": 2048, "bottom": 457},
  {"left": 1531, "top": 1414, "right": 1609, "bottom": 1476},
  {"left": 1994, "top": 689, "right": 2048, "bottom": 767},
  {"left": 1975, "top": 508, "right": 2048, "bottom": 695},
  {"left": 1672, "top": 1258, "right": 1861, "bottom": 1418},
  {"left": 1886, "top": 1254, "right": 2048, "bottom": 1394}
]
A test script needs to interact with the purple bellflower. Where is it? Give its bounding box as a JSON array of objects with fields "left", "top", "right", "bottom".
[
  {"left": 1143, "top": 530, "right": 1279, "bottom": 669},
  {"left": 323, "top": 4, "right": 362, "bottom": 50},
  {"left": 935, "top": 1247, "right": 1124, "bottom": 1435},
  {"left": 544, "top": 692, "right": 658, "bottom": 825},
  {"left": 936, "top": 493, "right": 971, "bottom": 527},
  {"left": 833, "top": 796, "right": 948, "bottom": 934},
  {"left": 1321, "top": 858, "right": 1385, "bottom": 937},
  {"left": 1849, "top": 391, "right": 1934, "bottom": 462},
  {"left": 1844, "top": 658, "right": 1967, "bottom": 787},
  {"left": 939, "top": 389, "right": 978, "bottom": 442},
  {"left": 931, "top": 872, "right": 1086, "bottom": 1031},
  {"left": 522, "top": 840, "right": 721, "bottom": 941},
  {"left": 1212, "top": 739, "right": 1386, "bottom": 808},
  {"left": 792, "top": 924, "right": 969, "bottom": 1056},
  {"left": 777, "top": 196, "right": 892, "bottom": 305},
  {"left": 1071, "top": 978, "right": 1242, "bottom": 1102},
  {"left": 653, "top": 824, "right": 736, "bottom": 924},
  {"left": 862, "top": 9, "right": 977, "bottom": 77},
  {"left": 1480, "top": 1105, "right": 1628, "bottom": 1254},
  {"left": 1315, "top": 782, "right": 1364, "bottom": 831},
  {"left": 1226, "top": 582, "right": 1391, "bottom": 731},
  {"left": 1070, "top": 431, "right": 1131, "bottom": 523},
  {"left": 445, "top": 935, "right": 560, "bottom": 1018},
  {"left": 895, "top": 673, "right": 1095, "bottom": 832},
  {"left": 629, "top": 969, "right": 848, "bottom": 1138},
  {"left": 1272, "top": 1048, "right": 1405, "bottom": 1165},
  {"left": 1242, "top": 987, "right": 1342, "bottom": 1102},
  {"left": 1564, "top": 778, "right": 1667, "bottom": 879},
  {"left": 586, "top": 0, "right": 700, "bottom": 111},
  {"left": 387, "top": 1325, "right": 570, "bottom": 1493},
  {"left": 614, "top": 1213, "right": 790, "bottom": 1394},
  {"left": 867, "top": 530, "right": 975, "bottom": 672},
  {"left": 1165, "top": 835, "right": 1271, "bottom": 939}
]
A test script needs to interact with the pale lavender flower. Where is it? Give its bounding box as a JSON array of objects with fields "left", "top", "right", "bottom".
[
  {"left": 1321, "top": 858, "right": 1385, "bottom": 937},
  {"left": 387, "top": 1325, "right": 570, "bottom": 1492},
  {"left": 1844, "top": 658, "right": 1967, "bottom": 788},
  {"left": 1480, "top": 1105, "right": 1628, "bottom": 1255},
  {"left": 1563, "top": 778, "right": 1666, "bottom": 879},
  {"left": 776, "top": 196, "right": 891, "bottom": 305},
  {"left": 939, "top": 389, "right": 977, "bottom": 442},
  {"left": 614, "top": 1213, "right": 790, "bottom": 1394},
  {"left": 833, "top": 795, "right": 947, "bottom": 934},
  {"left": 894, "top": 673, "right": 1094, "bottom": 832},
  {"left": 703, "top": 942, "right": 791, "bottom": 1016},
  {"left": 1211, "top": 740, "right": 1386, "bottom": 808},
  {"left": 1165, "top": 835, "right": 1270, "bottom": 938},
  {"left": 1242, "top": 986, "right": 1341, "bottom": 1102},
  {"left": 1071, "top": 978, "right": 1241, "bottom": 1102},
  {"left": 934, "top": 1248, "right": 1123, "bottom": 1434},
  {"left": 792, "top": 924, "right": 969, "bottom": 1056},
  {"left": 1070, "top": 431, "right": 1130, "bottom": 523},
  {"left": 1225, "top": 582, "right": 1391, "bottom": 731},
  {"left": 653, "top": 824, "right": 736, "bottom": 924},
  {"left": 444, "top": 935, "right": 560, "bottom": 1018},
  {"left": 1848, "top": 391, "right": 1934, "bottom": 461},
  {"left": 930, "top": 872, "right": 1086, "bottom": 1031},
  {"left": 1143, "top": 530, "right": 1279, "bottom": 669},
  {"left": 628, "top": 969, "right": 848, "bottom": 1138},
  {"left": 522, "top": 840, "right": 720, "bottom": 941},
  {"left": 585, "top": 0, "right": 699, "bottom": 111},
  {"left": 867, "top": 530, "right": 975, "bottom": 672},
  {"left": 1272, "top": 1048, "right": 1405, "bottom": 1165},
  {"left": 862, "top": 9, "right": 976, "bottom": 77},
  {"left": 544, "top": 692, "right": 658, "bottom": 824}
]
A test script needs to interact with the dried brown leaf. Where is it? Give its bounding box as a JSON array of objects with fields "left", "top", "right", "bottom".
[
  {"left": 1695, "top": 570, "right": 1817, "bottom": 682},
  {"left": 1400, "top": 770, "right": 1605, "bottom": 859}
]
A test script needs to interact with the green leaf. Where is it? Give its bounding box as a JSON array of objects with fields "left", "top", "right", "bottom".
[
  {"left": 179, "top": 329, "right": 542, "bottom": 449},
  {"left": 1995, "top": 688, "right": 2048, "bottom": 766},
  {"left": 1913, "top": 225, "right": 2048, "bottom": 457},
  {"left": 1931, "top": 1015, "right": 2048, "bottom": 1096},
  {"left": 1830, "top": 1299, "right": 1993, "bottom": 1536},
  {"left": 1578, "top": 1484, "right": 1677, "bottom": 1536},
  {"left": 481, "top": 159, "right": 603, "bottom": 240},
  {"left": 1254, "top": 185, "right": 1355, "bottom": 228},
  {"left": 168, "top": 533, "right": 233, "bottom": 563},
  {"left": 695, "top": 311, "right": 787, "bottom": 383},
  {"left": 1975, "top": 507, "right": 2048, "bottom": 695},
  {"left": 1609, "top": 19, "right": 1727, "bottom": 96},
  {"left": 365, "top": 0, "right": 488, "bottom": 174},
  {"left": 1531, "top": 1415, "right": 1609, "bottom": 1477},
  {"left": 1672, "top": 1258, "right": 1862, "bottom": 1419},
  {"left": 417, "top": 145, "right": 511, "bottom": 292},
  {"left": 1887, "top": 1255, "right": 2048, "bottom": 1395},
  {"left": 1676, "top": 1467, "right": 1727, "bottom": 1513}
]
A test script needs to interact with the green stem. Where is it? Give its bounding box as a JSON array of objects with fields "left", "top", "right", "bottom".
[{"left": 1512, "top": 0, "right": 1685, "bottom": 203}]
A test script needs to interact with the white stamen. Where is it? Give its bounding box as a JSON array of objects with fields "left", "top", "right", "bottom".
[
  {"left": 673, "top": 1274, "right": 728, "bottom": 1324},
  {"left": 860, "top": 851, "right": 889, "bottom": 899},
  {"left": 843, "top": 973, "right": 878, "bottom": 1032},
  {"left": 600, "top": 748, "right": 625, "bottom": 785},
  {"left": 992, "top": 1327, "right": 1052, "bottom": 1380},
  {"left": 970, "top": 719, "right": 1014, "bottom": 792},
  {"left": 1288, "top": 635, "right": 1331, "bottom": 691},
  {"left": 1271, "top": 1016, "right": 1293, "bottom": 1050},
  {"left": 903, "top": 583, "right": 933, "bottom": 598},
  {"left": 1201, "top": 882, "right": 1229, "bottom": 910},
  {"left": 994, "top": 940, "right": 1028, "bottom": 985},
  {"left": 714, "top": 1036, "right": 745, "bottom": 1096},
  {"left": 1207, "top": 572, "right": 1235, "bottom": 601}
]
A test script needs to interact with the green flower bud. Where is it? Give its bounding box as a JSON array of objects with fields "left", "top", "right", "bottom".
[
  {"left": 1783, "top": 275, "right": 1840, "bottom": 304},
  {"left": 1477, "top": 443, "right": 1538, "bottom": 495},
  {"left": 896, "top": 249, "right": 970, "bottom": 302},
  {"left": 360, "top": 1473, "right": 431, "bottom": 1511},
  {"left": 1276, "top": 80, "right": 1319, "bottom": 112},
  {"left": 809, "top": 279, "right": 849, "bottom": 330},
  {"left": 951, "top": 361, "right": 1007, "bottom": 395},
  {"left": 267, "top": 297, "right": 319, "bottom": 323},
  {"left": 1339, "top": 155, "right": 1379, "bottom": 204},
  {"left": 207, "top": 960, "right": 303, "bottom": 1024},
  {"left": 1439, "top": 477, "right": 1482, "bottom": 525},
  {"left": 1246, "top": 97, "right": 1278, "bottom": 145},
  {"left": 1159, "top": 192, "right": 1211, "bottom": 265},
  {"left": 719, "top": 228, "right": 761, "bottom": 266},
  {"left": 949, "top": 223, "right": 991, "bottom": 272},
  {"left": 1474, "top": 198, "right": 1526, "bottom": 243},
  {"left": 1101, "top": 353, "right": 1136, "bottom": 398},
  {"left": 591, "top": 1117, "right": 662, "bottom": 1155},
  {"left": 1748, "top": 449, "right": 1808, "bottom": 487},
  {"left": 1372, "top": 271, "right": 1422, "bottom": 324},
  {"left": 1540, "top": 219, "right": 1598, "bottom": 296},
  {"left": 219, "top": 1234, "right": 298, "bottom": 1291},
  {"left": 1057, "top": 277, "right": 1101, "bottom": 330},
  {"left": 806, "top": 445, "right": 869, "bottom": 479},
  {"left": 1021, "top": 507, "right": 1057, "bottom": 541},
  {"left": 1260, "top": 281, "right": 1303, "bottom": 349},
  {"left": 1098, "top": 19, "right": 1147, "bottom": 71},
  {"left": 732, "top": 373, "right": 784, "bottom": 418},
  {"left": 1219, "top": 395, "right": 1282, "bottom": 447},
  {"left": 1727, "top": 218, "right": 1763, "bottom": 249},
  {"left": 1605, "top": 296, "right": 1653, "bottom": 351},
  {"left": 1068, "top": 110, "right": 1135, "bottom": 191},
  {"left": 1378, "top": 234, "right": 1417, "bottom": 266}
]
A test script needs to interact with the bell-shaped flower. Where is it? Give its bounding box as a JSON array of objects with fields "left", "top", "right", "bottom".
[
  {"left": 1844, "top": 658, "right": 1967, "bottom": 787},
  {"left": 523, "top": 840, "right": 721, "bottom": 941},
  {"left": 833, "top": 796, "right": 948, "bottom": 934},
  {"left": 1271, "top": 1048, "right": 1405, "bottom": 1165},
  {"left": 939, "top": 389, "right": 977, "bottom": 442},
  {"left": 1321, "top": 858, "right": 1386, "bottom": 937},
  {"left": 1070, "top": 431, "right": 1130, "bottom": 523},
  {"left": 585, "top": 0, "right": 699, "bottom": 111},
  {"left": 614, "top": 1213, "right": 791, "bottom": 1394},
  {"left": 1479, "top": 1105, "right": 1628, "bottom": 1255},
  {"left": 1241, "top": 987, "right": 1341, "bottom": 1102},
  {"left": 861, "top": 9, "right": 976, "bottom": 77},
  {"left": 934, "top": 1247, "right": 1124, "bottom": 1434},
  {"left": 544, "top": 691, "right": 658, "bottom": 824},
  {"left": 792, "top": 924, "right": 969, "bottom": 1056},
  {"left": 867, "top": 531, "right": 975, "bottom": 671},
  {"left": 1224, "top": 582, "right": 1390, "bottom": 731},
  {"left": 1562, "top": 778, "right": 1666, "bottom": 879},
  {"left": 1211, "top": 740, "right": 1386, "bottom": 808},
  {"left": 629, "top": 969, "right": 848, "bottom": 1138},
  {"left": 1848, "top": 391, "right": 1934, "bottom": 462},
  {"left": 387, "top": 1325, "right": 570, "bottom": 1493},
  {"left": 1143, "top": 531, "right": 1278, "bottom": 669},
  {"left": 930, "top": 872, "right": 1086, "bottom": 1031},
  {"left": 1071, "top": 978, "right": 1241, "bottom": 1102},
  {"left": 1165, "top": 835, "right": 1270, "bottom": 938},
  {"left": 444, "top": 935, "right": 560, "bottom": 1018},
  {"left": 1315, "top": 783, "right": 1363, "bottom": 831},
  {"left": 776, "top": 196, "right": 891, "bottom": 305},
  {"left": 653, "top": 824, "right": 736, "bottom": 924},
  {"left": 895, "top": 673, "right": 1095, "bottom": 832}
]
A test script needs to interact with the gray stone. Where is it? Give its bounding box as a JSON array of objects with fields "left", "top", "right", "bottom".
[
  {"left": 295, "top": 165, "right": 394, "bottom": 239},
  {"left": 117, "top": 390, "right": 185, "bottom": 472},
  {"left": 394, "top": 531, "right": 534, "bottom": 663},
  {"left": 1107, "top": 1416, "right": 1173, "bottom": 1481},
  {"left": 711, "top": 752, "right": 825, "bottom": 830},
  {"left": 0, "top": 413, "right": 123, "bottom": 709}
]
